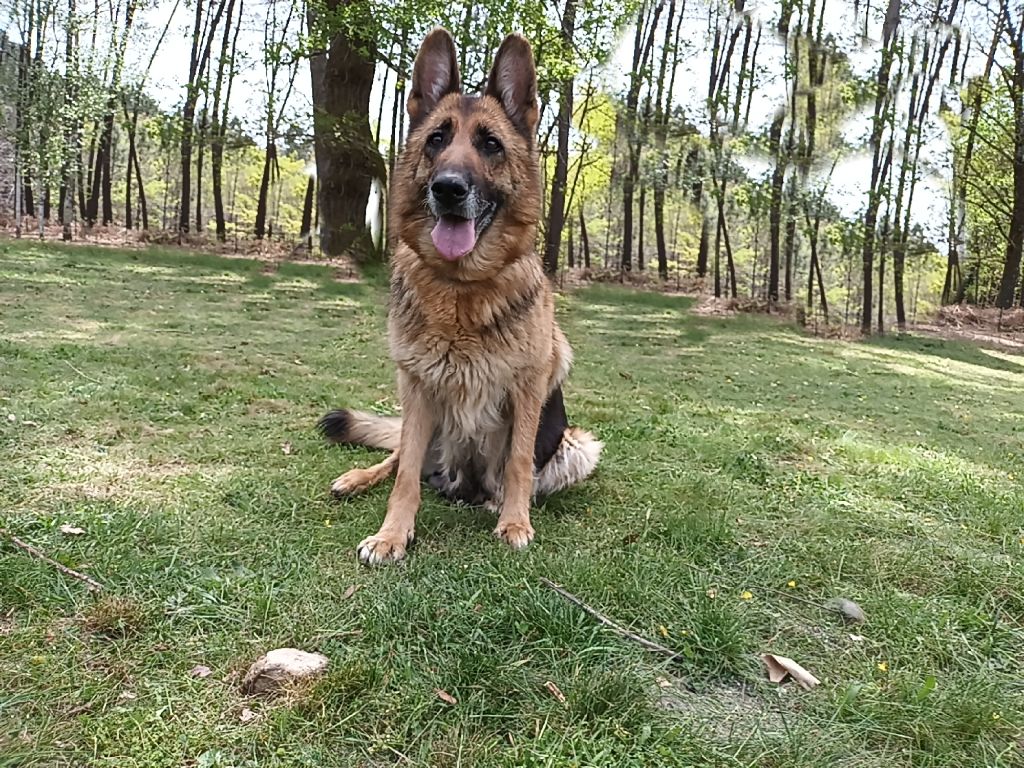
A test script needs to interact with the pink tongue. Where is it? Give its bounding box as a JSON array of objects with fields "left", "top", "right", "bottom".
[{"left": 431, "top": 215, "right": 477, "bottom": 261}]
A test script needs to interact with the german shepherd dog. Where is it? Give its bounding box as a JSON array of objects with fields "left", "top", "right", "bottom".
[{"left": 318, "top": 29, "right": 602, "bottom": 564}]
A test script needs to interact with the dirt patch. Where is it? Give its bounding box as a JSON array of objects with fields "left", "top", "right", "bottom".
[{"left": 655, "top": 676, "right": 785, "bottom": 742}]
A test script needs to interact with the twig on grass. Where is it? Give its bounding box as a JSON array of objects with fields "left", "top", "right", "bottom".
[
  {"left": 1, "top": 528, "right": 104, "bottom": 591},
  {"left": 539, "top": 577, "right": 682, "bottom": 661},
  {"left": 63, "top": 360, "right": 102, "bottom": 385}
]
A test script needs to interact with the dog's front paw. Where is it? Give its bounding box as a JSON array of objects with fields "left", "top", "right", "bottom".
[
  {"left": 494, "top": 520, "right": 534, "bottom": 550},
  {"left": 357, "top": 530, "right": 412, "bottom": 565},
  {"left": 331, "top": 469, "right": 369, "bottom": 497}
]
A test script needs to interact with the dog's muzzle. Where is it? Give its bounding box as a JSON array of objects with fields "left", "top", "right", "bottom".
[{"left": 427, "top": 171, "right": 497, "bottom": 261}]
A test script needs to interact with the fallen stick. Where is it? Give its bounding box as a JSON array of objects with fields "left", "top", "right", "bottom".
[
  {"left": 539, "top": 577, "right": 681, "bottom": 661},
  {"left": 63, "top": 359, "right": 103, "bottom": 385},
  {"left": 1, "top": 528, "right": 103, "bottom": 592}
]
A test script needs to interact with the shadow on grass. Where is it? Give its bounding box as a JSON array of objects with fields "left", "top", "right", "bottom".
[
  {"left": 7, "top": 238, "right": 376, "bottom": 301},
  {"left": 867, "top": 333, "right": 1024, "bottom": 375}
]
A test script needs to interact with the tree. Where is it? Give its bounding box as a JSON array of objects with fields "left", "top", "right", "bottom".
[
  {"left": 307, "top": 0, "right": 384, "bottom": 260},
  {"left": 178, "top": 0, "right": 229, "bottom": 235},
  {"left": 542, "top": 0, "right": 577, "bottom": 276},
  {"left": 995, "top": 1, "right": 1024, "bottom": 308},
  {"left": 860, "top": 0, "right": 902, "bottom": 333}
]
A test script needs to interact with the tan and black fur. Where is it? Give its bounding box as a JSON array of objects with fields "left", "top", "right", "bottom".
[{"left": 319, "top": 29, "right": 601, "bottom": 564}]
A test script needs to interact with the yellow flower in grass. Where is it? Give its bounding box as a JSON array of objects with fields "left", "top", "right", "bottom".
[
  {"left": 740, "top": 590, "right": 753, "bottom": 601},
  {"left": 876, "top": 661, "right": 888, "bottom": 673},
  {"left": 787, "top": 580, "right": 797, "bottom": 589},
  {"left": 658, "top": 625, "right": 669, "bottom": 638},
  {"left": 324, "top": 519, "right": 332, "bottom": 527}
]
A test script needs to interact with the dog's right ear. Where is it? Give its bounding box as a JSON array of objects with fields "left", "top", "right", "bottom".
[{"left": 407, "top": 28, "right": 461, "bottom": 131}]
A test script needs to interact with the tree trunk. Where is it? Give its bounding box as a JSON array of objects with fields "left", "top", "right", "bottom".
[
  {"left": 543, "top": 0, "right": 577, "bottom": 276},
  {"left": 567, "top": 218, "right": 575, "bottom": 269},
  {"left": 717, "top": 179, "right": 738, "bottom": 298},
  {"left": 784, "top": 176, "right": 797, "bottom": 301},
  {"left": 767, "top": 109, "right": 785, "bottom": 303},
  {"left": 653, "top": 0, "right": 679, "bottom": 281},
  {"left": 998, "top": 11, "right": 1024, "bottom": 309},
  {"left": 697, "top": 214, "right": 710, "bottom": 278},
  {"left": 195, "top": 106, "right": 207, "bottom": 233},
  {"left": 179, "top": 0, "right": 228, "bottom": 235},
  {"left": 620, "top": 0, "right": 663, "bottom": 273},
  {"left": 255, "top": 143, "right": 276, "bottom": 239},
  {"left": 861, "top": 0, "right": 901, "bottom": 332},
  {"left": 637, "top": 184, "right": 646, "bottom": 271},
  {"left": 301, "top": 175, "right": 315, "bottom": 251},
  {"left": 211, "top": 0, "right": 241, "bottom": 242},
  {"left": 308, "top": 0, "right": 383, "bottom": 260},
  {"left": 579, "top": 206, "right": 591, "bottom": 268}
]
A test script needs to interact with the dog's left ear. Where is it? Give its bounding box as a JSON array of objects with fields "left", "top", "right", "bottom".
[{"left": 485, "top": 34, "right": 539, "bottom": 141}]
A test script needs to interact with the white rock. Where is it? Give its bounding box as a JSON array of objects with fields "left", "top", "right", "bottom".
[{"left": 241, "top": 648, "right": 328, "bottom": 695}]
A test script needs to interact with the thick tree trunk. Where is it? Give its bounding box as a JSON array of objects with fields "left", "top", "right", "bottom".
[
  {"left": 697, "top": 214, "right": 710, "bottom": 278},
  {"left": 309, "top": 0, "right": 384, "bottom": 260},
  {"left": 998, "top": 17, "right": 1024, "bottom": 309}
]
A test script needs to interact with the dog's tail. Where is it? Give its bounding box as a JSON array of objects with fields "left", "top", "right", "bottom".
[
  {"left": 534, "top": 427, "right": 602, "bottom": 497},
  {"left": 317, "top": 409, "right": 401, "bottom": 452}
]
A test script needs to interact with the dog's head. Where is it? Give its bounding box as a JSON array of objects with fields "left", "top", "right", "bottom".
[{"left": 390, "top": 29, "right": 542, "bottom": 278}]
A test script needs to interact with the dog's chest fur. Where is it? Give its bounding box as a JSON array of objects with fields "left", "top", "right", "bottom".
[{"left": 388, "top": 257, "right": 551, "bottom": 439}]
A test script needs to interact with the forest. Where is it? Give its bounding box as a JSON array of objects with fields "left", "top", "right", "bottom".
[{"left": 2, "top": 0, "right": 1024, "bottom": 332}]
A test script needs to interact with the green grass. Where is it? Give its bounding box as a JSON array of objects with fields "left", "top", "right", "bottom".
[{"left": 2, "top": 240, "right": 1023, "bottom": 767}]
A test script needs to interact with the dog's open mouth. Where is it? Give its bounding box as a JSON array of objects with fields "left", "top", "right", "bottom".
[{"left": 430, "top": 203, "right": 497, "bottom": 262}]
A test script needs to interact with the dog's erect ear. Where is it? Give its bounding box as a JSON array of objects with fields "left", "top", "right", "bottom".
[
  {"left": 407, "top": 28, "right": 461, "bottom": 130},
  {"left": 485, "top": 34, "right": 539, "bottom": 141}
]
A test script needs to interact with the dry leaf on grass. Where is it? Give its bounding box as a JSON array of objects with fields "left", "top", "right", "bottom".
[
  {"left": 189, "top": 665, "right": 212, "bottom": 679},
  {"left": 59, "top": 524, "right": 85, "bottom": 536},
  {"left": 239, "top": 707, "right": 257, "bottom": 723},
  {"left": 435, "top": 688, "right": 457, "bottom": 705},
  {"left": 761, "top": 653, "right": 821, "bottom": 690},
  {"left": 342, "top": 584, "right": 361, "bottom": 600},
  {"left": 280, "top": 442, "right": 293, "bottom": 455},
  {"left": 544, "top": 681, "right": 567, "bottom": 705}
]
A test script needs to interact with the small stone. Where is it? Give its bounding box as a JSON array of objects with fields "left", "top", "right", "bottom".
[
  {"left": 241, "top": 648, "right": 328, "bottom": 696},
  {"left": 825, "top": 597, "right": 866, "bottom": 624}
]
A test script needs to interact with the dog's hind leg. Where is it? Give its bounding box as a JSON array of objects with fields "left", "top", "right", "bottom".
[{"left": 331, "top": 451, "right": 398, "bottom": 498}]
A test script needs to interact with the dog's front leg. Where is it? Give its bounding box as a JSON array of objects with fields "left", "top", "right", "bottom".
[
  {"left": 495, "top": 380, "right": 544, "bottom": 550},
  {"left": 357, "top": 375, "right": 434, "bottom": 565}
]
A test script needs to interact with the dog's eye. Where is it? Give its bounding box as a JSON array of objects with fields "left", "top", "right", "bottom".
[
  {"left": 427, "top": 131, "right": 445, "bottom": 148},
  {"left": 483, "top": 135, "right": 503, "bottom": 155}
]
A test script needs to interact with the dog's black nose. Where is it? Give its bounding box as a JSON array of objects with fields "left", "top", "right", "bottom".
[{"left": 430, "top": 172, "right": 470, "bottom": 206}]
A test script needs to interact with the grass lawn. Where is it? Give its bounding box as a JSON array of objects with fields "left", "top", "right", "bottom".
[{"left": 2, "top": 240, "right": 1023, "bottom": 768}]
